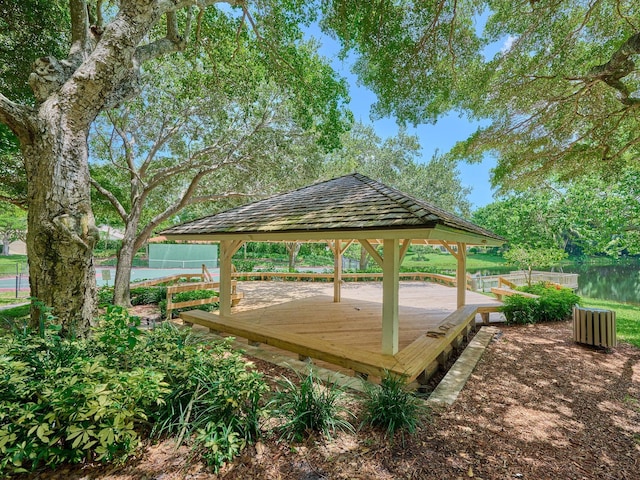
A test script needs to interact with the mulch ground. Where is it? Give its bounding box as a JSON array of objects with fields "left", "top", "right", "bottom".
[{"left": 27, "top": 320, "right": 640, "bottom": 480}]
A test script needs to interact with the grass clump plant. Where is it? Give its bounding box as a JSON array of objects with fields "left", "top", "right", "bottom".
[
  {"left": 361, "top": 373, "right": 427, "bottom": 442},
  {"left": 270, "top": 369, "right": 354, "bottom": 442}
]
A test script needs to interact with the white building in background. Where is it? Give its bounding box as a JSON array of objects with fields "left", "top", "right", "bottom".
[
  {"left": 5, "top": 240, "right": 27, "bottom": 255},
  {"left": 97, "top": 225, "right": 125, "bottom": 241}
]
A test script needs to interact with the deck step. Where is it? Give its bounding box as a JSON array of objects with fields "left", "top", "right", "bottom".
[{"left": 428, "top": 326, "right": 499, "bottom": 405}]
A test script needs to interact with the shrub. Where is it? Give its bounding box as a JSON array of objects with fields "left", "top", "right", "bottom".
[
  {"left": 361, "top": 373, "right": 427, "bottom": 440},
  {"left": 97, "top": 286, "right": 114, "bottom": 307},
  {"left": 500, "top": 284, "right": 580, "bottom": 325},
  {"left": 0, "top": 320, "right": 167, "bottom": 475},
  {"left": 500, "top": 295, "right": 538, "bottom": 325},
  {"left": 270, "top": 369, "right": 354, "bottom": 442},
  {"left": 232, "top": 260, "right": 256, "bottom": 273},
  {"left": 0, "top": 307, "right": 269, "bottom": 476},
  {"left": 130, "top": 286, "right": 167, "bottom": 306}
]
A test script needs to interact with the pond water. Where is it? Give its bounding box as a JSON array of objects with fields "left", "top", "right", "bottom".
[
  {"left": 465, "top": 262, "right": 640, "bottom": 305},
  {"left": 562, "top": 262, "right": 640, "bottom": 305}
]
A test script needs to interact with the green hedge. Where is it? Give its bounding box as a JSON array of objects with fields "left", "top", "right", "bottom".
[{"left": 500, "top": 284, "right": 580, "bottom": 325}]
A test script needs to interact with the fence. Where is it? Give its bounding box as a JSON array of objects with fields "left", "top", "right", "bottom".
[{"left": 470, "top": 270, "right": 579, "bottom": 292}]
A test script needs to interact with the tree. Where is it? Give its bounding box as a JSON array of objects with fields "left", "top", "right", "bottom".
[
  {"left": 472, "top": 189, "right": 568, "bottom": 251},
  {"left": 450, "top": 1, "right": 640, "bottom": 189},
  {"left": 323, "top": 123, "right": 471, "bottom": 217},
  {"left": 504, "top": 246, "right": 568, "bottom": 286},
  {"left": 473, "top": 170, "right": 640, "bottom": 258},
  {"left": 323, "top": 123, "right": 472, "bottom": 269},
  {"left": 0, "top": 203, "right": 27, "bottom": 256},
  {"left": 90, "top": 42, "right": 331, "bottom": 306},
  {"left": 0, "top": 1, "right": 353, "bottom": 335}
]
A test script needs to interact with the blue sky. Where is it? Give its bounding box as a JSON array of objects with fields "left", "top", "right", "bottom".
[{"left": 309, "top": 26, "right": 499, "bottom": 210}]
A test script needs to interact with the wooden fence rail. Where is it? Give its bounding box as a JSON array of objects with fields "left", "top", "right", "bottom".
[{"left": 166, "top": 280, "right": 243, "bottom": 319}]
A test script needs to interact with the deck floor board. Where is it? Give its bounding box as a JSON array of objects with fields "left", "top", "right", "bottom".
[{"left": 181, "top": 281, "right": 503, "bottom": 381}]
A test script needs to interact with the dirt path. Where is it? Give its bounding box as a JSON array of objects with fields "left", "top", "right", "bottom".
[{"left": 28, "top": 321, "right": 640, "bottom": 480}]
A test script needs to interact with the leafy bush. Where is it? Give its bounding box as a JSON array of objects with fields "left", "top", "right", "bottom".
[
  {"left": 232, "top": 260, "right": 256, "bottom": 273},
  {"left": 361, "top": 373, "right": 427, "bottom": 440},
  {"left": 500, "top": 295, "right": 538, "bottom": 325},
  {"left": 130, "top": 286, "right": 167, "bottom": 306},
  {"left": 0, "top": 307, "right": 269, "bottom": 476},
  {"left": 500, "top": 284, "right": 580, "bottom": 325},
  {"left": 0, "top": 320, "right": 167, "bottom": 475},
  {"left": 270, "top": 369, "right": 354, "bottom": 442},
  {"left": 97, "top": 286, "right": 114, "bottom": 307}
]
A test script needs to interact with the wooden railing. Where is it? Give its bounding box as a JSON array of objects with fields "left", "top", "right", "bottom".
[
  {"left": 472, "top": 271, "right": 579, "bottom": 292},
  {"left": 231, "top": 271, "right": 460, "bottom": 287},
  {"left": 166, "top": 280, "right": 243, "bottom": 319}
]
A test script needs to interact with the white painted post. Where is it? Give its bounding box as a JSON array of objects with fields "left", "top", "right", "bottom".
[
  {"left": 219, "top": 240, "right": 232, "bottom": 316},
  {"left": 456, "top": 242, "right": 467, "bottom": 309},
  {"left": 382, "top": 238, "right": 400, "bottom": 355}
]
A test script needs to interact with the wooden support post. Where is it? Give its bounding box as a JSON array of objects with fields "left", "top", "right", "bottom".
[
  {"left": 382, "top": 238, "right": 400, "bottom": 355},
  {"left": 416, "top": 360, "right": 440, "bottom": 385},
  {"left": 219, "top": 240, "right": 233, "bottom": 317},
  {"left": 219, "top": 240, "right": 244, "bottom": 317},
  {"left": 334, "top": 239, "right": 342, "bottom": 303},
  {"left": 456, "top": 242, "right": 467, "bottom": 309}
]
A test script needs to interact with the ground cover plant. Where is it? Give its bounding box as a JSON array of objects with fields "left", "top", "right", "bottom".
[{"left": 0, "top": 306, "right": 268, "bottom": 477}]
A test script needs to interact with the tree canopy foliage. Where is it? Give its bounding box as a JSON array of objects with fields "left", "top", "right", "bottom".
[
  {"left": 450, "top": 0, "right": 640, "bottom": 189},
  {"left": 323, "top": 123, "right": 471, "bottom": 216},
  {"left": 89, "top": 24, "right": 338, "bottom": 305},
  {"left": 473, "top": 169, "right": 640, "bottom": 257}
]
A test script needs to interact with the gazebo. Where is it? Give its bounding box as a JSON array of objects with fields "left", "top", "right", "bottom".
[{"left": 161, "top": 173, "right": 504, "bottom": 379}]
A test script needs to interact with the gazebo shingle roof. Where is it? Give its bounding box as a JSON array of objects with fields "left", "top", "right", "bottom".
[{"left": 161, "top": 173, "right": 503, "bottom": 242}]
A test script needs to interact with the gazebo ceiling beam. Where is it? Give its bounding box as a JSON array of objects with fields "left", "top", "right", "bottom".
[{"left": 163, "top": 225, "right": 501, "bottom": 246}]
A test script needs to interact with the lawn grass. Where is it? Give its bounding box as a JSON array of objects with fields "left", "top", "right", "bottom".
[
  {"left": 0, "top": 254, "right": 28, "bottom": 275},
  {"left": 402, "top": 252, "right": 508, "bottom": 271},
  {"left": 581, "top": 297, "right": 640, "bottom": 348},
  {"left": 0, "top": 292, "right": 29, "bottom": 306}
]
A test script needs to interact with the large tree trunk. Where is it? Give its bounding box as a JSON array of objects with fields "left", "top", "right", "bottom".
[
  {"left": 23, "top": 112, "right": 99, "bottom": 337},
  {"left": 2, "top": 233, "right": 9, "bottom": 255},
  {"left": 285, "top": 242, "right": 301, "bottom": 272},
  {"left": 113, "top": 216, "right": 141, "bottom": 307}
]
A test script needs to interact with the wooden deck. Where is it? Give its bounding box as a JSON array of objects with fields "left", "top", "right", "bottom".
[{"left": 180, "top": 281, "right": 503, "bottom": 382}]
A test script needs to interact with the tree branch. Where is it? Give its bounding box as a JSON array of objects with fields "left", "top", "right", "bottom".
[
  {"left": 588, "top": 31, "right": 640, "bottom": 105},
  {"left": 0, "top": 93, "right": 34, "bottom": 139},
  {"left": 89, "top": 177, "right": 128, "bottom": 222},
  {"left": 69, "top": 0, "right": 92, "bottom": 62}
]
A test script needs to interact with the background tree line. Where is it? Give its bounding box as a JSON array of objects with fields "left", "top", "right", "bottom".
[{"left": 0, "top": 0, "right": 638, "bottom": 333}]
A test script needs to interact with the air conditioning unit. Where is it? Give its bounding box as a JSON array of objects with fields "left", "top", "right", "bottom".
[{"left": 573, "top": 307, "right": 616, "bottom": 348}]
